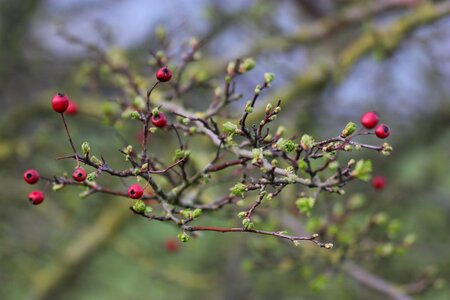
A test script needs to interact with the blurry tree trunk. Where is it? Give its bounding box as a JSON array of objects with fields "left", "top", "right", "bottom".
[{"left": 0, "top": 0, "right": 41, "bottom": 104}]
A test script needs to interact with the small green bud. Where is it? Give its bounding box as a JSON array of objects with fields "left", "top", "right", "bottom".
[
  {"left": 300, "top": 134, "right": 315, "bottom": 150},
  {"left": 130, "top": 111, "right": 140, "bottom": 120},
  {"left": 132, "top": 97, "right": 145, "bottom": 110},
  {"left": 237, "top": 211, "right": 247, "bottom": 219},
  {"left": 133, "top": 200, "right": 146, "bottom": 213},
  {"left": 121, "top": 108, "right": 134, "bottom": 119},
  {"left": 271, "top": 159, "right": 278, "bottom": 167},
  {"left": 382, "top": 142, "right": 393, "bottom": 156},
  {"left": 145, "top": 206, "right": 153, "bottom": 214},
  {"left": 267, "top": 193, "right": 273, "bottom": 201},
  {"left": 222, "top": 121, "right": 238, "bottom": 134},
  {"left": 239, "top": 58, "right": 256, "bottom": 73},
  {"left": 189, "top": 127, "right": 197, "bottom": 134},
  {"left": 230, "top": 183, "right": 247, "bottom": 198},
  {"left": 355, "top": 144, "right": 362, "bottom": 151},
  {"left": 124, "top": 145, "right": 133, "bottom": 155},
  {"left": 344, "top": 144, "right": 353, "bottom": 151},
  {"left": 403, "top": 234, "right": 417, "bottom": 246},
  {"left": 264, "top": 72, "right": 275, "bottom": 84},
  {"left": 276, "top": 139, "right": 297, "bottom": 153},
  {"left": 347, "top": 193, "right": 366, "bottom": 210},
  {"left": 173, "top": 149, "right": 190, "bottom": 161},
  {"left": 81, "top": 142, "right": 90, "bottom": 156},
  {"left": 193, "top": 208, "right": 202, "bottom": 218},
  {"left": 324, "top": 243, "right": 334, "bottom": 249},
  {"left": 227, "top": 61, "right": 236, "bottom": 75},
  {"left": 254, "top": 84, "right": 261, "bottom": 94},
  {"left": 373, "top": 212, "right": 388, "bottom": 225},
  {"left": 178, "top": 232, "right": 190, "bottom": 243},
  {"left": 377, "top": 243, "right": 394, "bottom": 257},
  {"left": 242, "top": 218, "right": 254, "bottom": 230},
  {"left": 86, "top": 172, "right": 97, "bottom": 182},
  {"left": 276, "top": 126, "right": 286, "bottom": 136},
  {"left": 79, "top": 189, "right": 91, "bottom": 198},
  {"left": 52, "top": 183, "right": 64, "bottom": 191},
  {"left": 265, "top": 103, "right": 272, "bottom": 113},
  {"left": 341, "top": 122, "right": 357, "bottom": 138},
  {"left": 149, "top": 127, "right": 157, "bottom": 133},
  {"left": 351, "top": 159, "right": 372, "bottom": 181},
  {"left": 180, "top": 209, "right": 192, "bottom": 219},
  {"left": 90, "top": 155, "right": 103, "bottom": 166},
  {"left": 347, "top": 159, "right": 355, "bottom": 167},
  {"left": 141, "top": 163, "right": 149, "bottom": 171},
  {"left": 214, "top": 87, "right": 222, "bottom": 97},
  {"left": 298, "top": 160, "right": 307, "bottom": 171},
  {"left": 263, "top": 134, "right": 273, "bottom": 142},
  {"left": 296, "top": 197, "right": 316, "bottom": 216},
  {"left": 182, "top": 118, "right": 190, "bottom": 125},
  {"left": 155, "top": 25, "right": 166, "bottom": 40},
  {"left": 245, "top": 106, "right": 253, "bottom": 113},
  {"left": 328, "top": 161, "right": 339, "bottom": 170},
  {"left": 252, "top": 148, "right": 263, "bottom": 163},
  {"left": 151, "top": 107, "right": 159, "bottom": 116},
  {"left": 155, "top": 50, "right": 165, "bottom": 59}
]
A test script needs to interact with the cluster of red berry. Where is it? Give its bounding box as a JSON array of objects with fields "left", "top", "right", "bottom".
[
  {"left": 22, "top": 67, "right": 173, "bottom": 205},
  {"left": 360, "top": 111, "right": 390, "bottom": 139},
  {"left": 360, "top": 111, "right": 389, "bottom": 190}
]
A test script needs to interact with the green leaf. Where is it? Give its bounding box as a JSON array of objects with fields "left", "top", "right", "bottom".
[
  {"left": 351, "top": 159, "right": 372, "bottom": 181},
  {"left": 341, "top": 122, "right": 357, "bottom": 137},
  {"left": 296, "top": 197, "right": 316, "bottom": 217},
  {"left": 300, "top": 134, "right": 315, "bottom": 150},
  {"left": 222, "top": 121, "right": 238, "bottom": 134},
  {"left": 230, "top": 183, "right": 247, "bottom": 198}
]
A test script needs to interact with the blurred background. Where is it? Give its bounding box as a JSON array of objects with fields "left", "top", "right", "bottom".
[{"left": 1, "top": 0, "right": 450, "bottom": 299}]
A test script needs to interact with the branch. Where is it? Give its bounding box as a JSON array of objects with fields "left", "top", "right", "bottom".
[
  {"left": 343, "top": 262, "right": 412, "bottom": 300},
  {"left": 249, "top": 1, "right": 450, "bottom": 122},
  {"left": 183, "top": 225, "right": 328, "bottom": 247}
]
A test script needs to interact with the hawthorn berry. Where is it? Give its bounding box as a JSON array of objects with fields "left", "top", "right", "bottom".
[
  {"left": 151, "top": 112, "right": 167, "bottom": 128},
  {"left": 128, "top": 184, "right": 144, "bottom": 199},
  {"left": 165, "top": 238, "right": 180, "bottom": 253},
  {"left": 361, "top": 111, "right": 379, "bottom": 129},
  {"left": 23, "top": 169, "right": 40, "bottom": 184},
  {"left": 51, "top": 93, "right": 70, "bottom": 113},
  {"left": 372, "top": 176, "right": 386, "bottom": 190},
  {"left": 375, "top": 124, "right": 390, "bottom": 139},
  {"left": 156, "top": 66, "right": 172, "bottom": 82},
  {"left": 28, "top": 190, "right": 44, "bottom": 205},
  {"left": 72, "top": 167, "right": 87, "bottom": 182},
  {"left": 65, "top": 101, "right": 78, "bottom": 115}
]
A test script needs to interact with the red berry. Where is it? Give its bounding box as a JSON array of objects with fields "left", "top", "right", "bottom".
[
  {"left": 128, "top": 184, "right": 144, "bottom": 199},
  {"left": 165, "top": 238, "right": 180, "bottom": 253},
  {"left": 72, "top": 167, "right": 87, "bottom": 182},
  {"left": 361, "top": 111, "right": 379, "bottom": 129},
  {"left": 372, "top": 176, "right": 386, "bottom": 190},
  {"left": 23, "top": 169, "right": 40, "bottom": 184},
  {"left": 65, "top": 101, "right": 78, "bottom": 115},
  {"left": 51, "top": 93, "right": 70, "bottom": 113},
  {"left": 156, "top": 66, "right": 172, "bottom": 82},
  {"left": 375, "top": 124, "right": 390, "bottom": 139},
  {"left": 28, "top": 190, "right": 44, "bottom": 205},
  {"left": 151, "top": 112, "right": 167, "bottom": 128}
]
